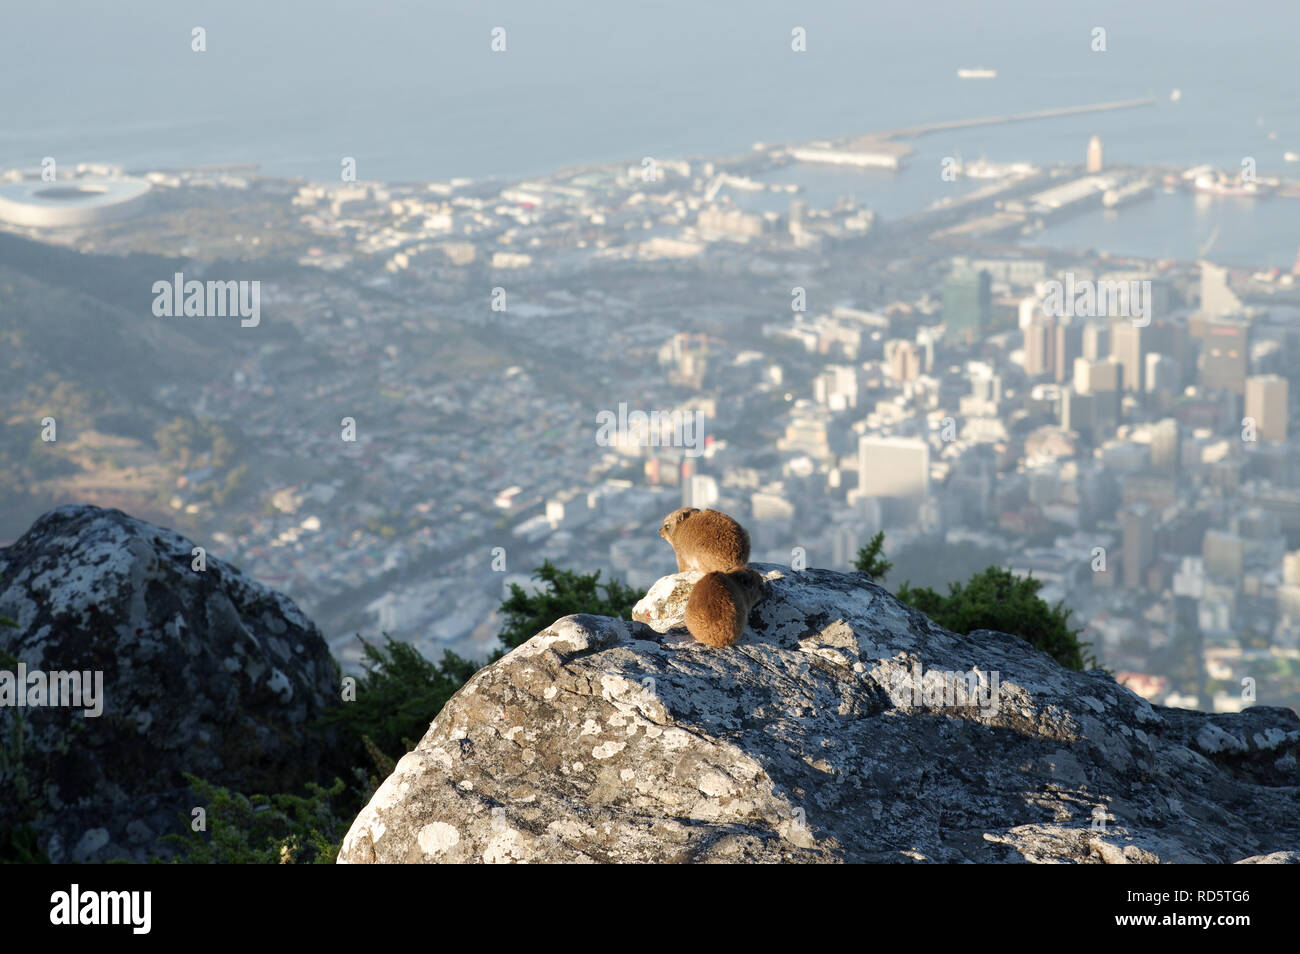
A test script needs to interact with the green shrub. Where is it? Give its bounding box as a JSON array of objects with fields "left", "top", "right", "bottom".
[
  {"left": 158, "top": 774, "right": 357, "bottom": 864},
  {"left": 853, "top": 531, "right": 893, "bottom": 580},
  {"left": 896, "top": 565, "right": 1096, "bottom": 671},
  {"left": 0, "top": 823, "right": 47, "bottom": 864},
  {"left": 319, "top": 635, "right": 480, "bottom": 767},
  {"left": 497, "top": 560, "right": 640, "bottom": 651}
]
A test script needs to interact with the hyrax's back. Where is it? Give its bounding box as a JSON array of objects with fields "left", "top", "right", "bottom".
[
  {"left": 684, "top": 566, "right": 765, "bottom": 647},
  {"left": 672, "top": 509, "right": 750, "bottom": 573},
  {"left": 685, "top": 571, "right": 744, "bottom": 647}
]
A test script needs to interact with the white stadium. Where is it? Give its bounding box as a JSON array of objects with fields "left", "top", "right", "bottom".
[{"left": 0, "top": 177, "right": 151, "bottom": 227}]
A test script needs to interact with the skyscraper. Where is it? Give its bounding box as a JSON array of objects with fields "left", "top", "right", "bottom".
[
  {"left": 942, "top": 268, "right": 991, "bottom": 347},
  {"left": 1075, "top": 357, "right": 1121, "bottom": 435},
  {"left": 1200, "top": 321, "right": 1249, "bottom": 394},
  {"left": 1246, "top": 374, "right": 1289, "bottom": 442},
  {"left": 1081, "top": 320, "right": 1110, "bottom": 361},
  {"left": 1060, "top": 386, "right": 1094, "bottom": 438},
  {"left": 831, "top": 523, "right": 860, "bottom": 569},
  {"left": 1086, "top": 135, "right": 1103, "bottom": 173},
  {"left": 884, "top": 339, "right": 921, "bottom": 383},
  {"left": 788, "top": 199, "right": 807, "bottom": 236},
  {"left": 858, "top": 435, "right": 930, "bottom": 500},
  {"left": 1145, "top": 353, "right": 1178, "bottom": 395},
  {"left": 1150, "top": 418, "right": 1179, "bottom": 472},
  {"left": 1111, "top": 318, "right": 1144, "bottom": 392},
  {"left": 1054, "top": 317, "right": 1084, "bottom": 384},
  {"left": 1074, "top": 356, "right": 1119, "bottom": 394},
  {"left": 1023, "top": 312, "right": 1056, "bottom": 377},
  {"left": 1203, "top": 529, "right": 1245, "bottom": 583},
  {"left": 1122, "top": 503, "right": 1155, "bottom": 590}
]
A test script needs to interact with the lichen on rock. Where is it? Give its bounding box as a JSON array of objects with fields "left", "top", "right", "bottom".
[{"left": 0, "top": 505, "right": 341, "bottom": 862}]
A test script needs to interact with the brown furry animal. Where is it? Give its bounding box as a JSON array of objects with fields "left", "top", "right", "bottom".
[
  {"left": 658, "top": 508, "right": 750, "bottom": 573},
  {"left": 684, "top": 566, "right": 766, "bottom": 647}
]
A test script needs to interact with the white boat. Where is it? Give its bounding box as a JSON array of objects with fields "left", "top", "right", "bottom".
[
  {"left": 957, "top": 67, "right": 996, "bottom": 79},
  {"left": 963, "top": 158, "right": 1036, "bottom": 179},
  {"left": 1285, "top": 152, "right": 1300, "bottom": 163},
  {"left": 1192, "top": 172, "right": 1273, "bottom": 197},
  {"left": 1170, "top": 88, "right": 1181, "bottom": 102}
]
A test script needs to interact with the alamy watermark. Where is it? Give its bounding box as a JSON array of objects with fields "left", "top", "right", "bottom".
[
  {"left": 50, "top": 884, "right": 150, "bottom": 934},
  {"left": 1041, "top": 273, "right": 1151, "bottom": 327},
  {"left": 595, "top": 402, "right": 706, "bottom": 458},
  {"left": 881, "top": 661, "right": 1001, "bottom": 718},
  {"left": 0, "top": 663, "right": 103, "bottom": 717},
  {"left": 152, "top": 273, "right": 260, "bottom": 327}
]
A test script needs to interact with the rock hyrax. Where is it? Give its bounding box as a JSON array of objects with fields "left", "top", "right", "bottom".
[
  {"left": 658, "top": 507, "right": 750, "bottom": 573},
  {"left": 685, "top": 566, "right": 766, "bottom": 647}
]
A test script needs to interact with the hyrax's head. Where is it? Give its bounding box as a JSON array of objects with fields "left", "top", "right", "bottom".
[
  {"left": 729, "top": 566, "right": 766, "bottom": 605},
  {"left": 658, "top": 507, "right": 700, "bottom": 542}
]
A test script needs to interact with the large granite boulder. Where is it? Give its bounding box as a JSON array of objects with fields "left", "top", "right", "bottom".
[
  {"left": 0, "top": 505, "right": 341, "bottom": 862},
  {"left": 338, "top": 563, "right": 1300, "bottom": 863}
]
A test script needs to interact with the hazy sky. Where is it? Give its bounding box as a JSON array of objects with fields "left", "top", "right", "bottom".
[{"left": 2, "top": 1, "right": 1297, "bottom": 180}]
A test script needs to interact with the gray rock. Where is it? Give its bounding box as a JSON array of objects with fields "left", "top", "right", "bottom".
[
  {"left": 338, "top": 563, "right": 1300, "bottom": 864},
  {"left": 0, "top": 505, "right": 342, "bottom": 861}
]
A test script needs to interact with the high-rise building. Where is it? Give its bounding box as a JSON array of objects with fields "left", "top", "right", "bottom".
[
  {"left": 788, "top": 199, "right": 807, "bottom": 236},
  {"left": 1060, "top": 387, "right": 1094, "bottom": 438},
  {"left": 1074, "top": 356, "right": 1119, "bottom": 394},
  {"left": 1074, "top": 357, "right": 1121, "bottom": 435},
  {"left": 884, "top": 339, "right": 921, "bottom": 383},
  {"left": 1111, "top": 318, "right": 1145, "bottom": 392},
  {"left": 1122, "top": 503, "right": 1155, "bottom": 590},
  {"left": 1199, "top": 321, "right": 1249, "bottom": 394},
  {"left": 1018, "top": 296, "right": 1040, "bottom": 330},
  {"left": 1284, "top": 550, "right": 1300, "bottom": 585},
  {"left": 683, "top": 473, "right": 719, "bottom": 509},
  {"left": 1054, "top": 317, "right": 1084, "bottom": 384},
  {"left": 1086, "top": 135, "right": 1104, "bottom": 173},
  {"left": 942, "top": 268, "right": 992, "bottom": 347},
  {"left": 969, "top": 363, "right": 1002, "bottom": 404},
  {"left": 1023, "top": 312, "right": 1057, "bottom": 377},
  {"left": 1145, "top": 353, "right": 1179, "bottom": 395},
  {"left": 659, "top": 332, "right": 709, "bottom": 388},
  {"left": 1082, "top": 321, "right": 1110, "bottom": 361},
  {"left": 1246, "top": 374, "right": 1289, "bottom": 443},
  {"left": 1148, "top": 317, "right": 1188, "bottom": 383},
  {"left": 830, "top": 523, "right": 860, "bottom": 568},
  {"left": 915, "top": 328, "right": 935, "bottom": 374},
  {"left": 1203, "top": 529, "right": 1245, "bottom": 584},
  {"left": 915, "top": 326, "right": 938, "bottom": 373},
  {"left": 813, "top": 365, "right": 859, "bottom": 409},
  {"left": 1150, "top": 418, "right": 1180, "bottom": 472},
  {"left": 1201, "top": 262, "right": 1245, "bottom": 317},
  {"left": 858, "top": 435, "right": 930, "bottom": 500}
]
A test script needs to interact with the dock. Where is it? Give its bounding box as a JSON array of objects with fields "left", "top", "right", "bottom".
[
  {"left": 880, "top": 97, "right": 1158, "bottom": 141},
  {"left": 771, "top": 97, "right": 1159, "bottom": 161}
]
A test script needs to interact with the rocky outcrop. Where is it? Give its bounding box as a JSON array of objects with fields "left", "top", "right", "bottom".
[
  {"left": 0, "top": 505, "right": 341, "bottom": 862},
  {"left": 338, "top": 564, "right": 1300, "bottom": 864}
]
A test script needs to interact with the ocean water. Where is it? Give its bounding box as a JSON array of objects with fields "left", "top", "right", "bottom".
[{"left": 1, "top": 0, "right": 1297, "bottom": 262}]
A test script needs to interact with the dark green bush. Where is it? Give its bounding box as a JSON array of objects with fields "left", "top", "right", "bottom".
[{"left": 896, "top": 565, "right": 1096, "bottom": 671}]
